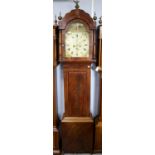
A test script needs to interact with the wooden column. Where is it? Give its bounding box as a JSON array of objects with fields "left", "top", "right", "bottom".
[
  {"left": 94, "top": 22, "right": 102, "bottom": 153},
  {"left": 53, "top": 25, "right": 61, "bottom": 155}
]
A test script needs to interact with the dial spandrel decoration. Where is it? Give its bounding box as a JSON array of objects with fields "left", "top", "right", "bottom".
[{"left": 65, "top": 22, "right": 89, "bottom": 57}]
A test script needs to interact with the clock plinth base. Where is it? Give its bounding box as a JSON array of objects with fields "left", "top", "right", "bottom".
[
  {"left": 53, "top": 127, "right": 61, "bottom": 155},
  {"left": 53, "top": 150, "right": 61, "bottom": 155},
  {"left": 61, "top": 117, "right": 94, "bottom": 153},
  {"left": 94, "top": 119, "right": 102, "bottom": 153}
]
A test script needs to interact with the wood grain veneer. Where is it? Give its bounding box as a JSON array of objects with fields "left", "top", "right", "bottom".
[
  {"left": 94, "top": 24, "right": 102, "bottom": 153},
  {"left": 53, "top": 25, "right": 61, "bottom": 155}
]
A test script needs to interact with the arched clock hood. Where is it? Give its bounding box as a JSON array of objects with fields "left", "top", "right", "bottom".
[
  {"left": 58, "top": 9, "right": 96, "bottom": 30},
  {"left": 58, "top": 8, "right": 97, "bottom": 63}
]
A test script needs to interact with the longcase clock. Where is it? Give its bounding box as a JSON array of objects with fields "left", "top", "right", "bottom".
[
  {"left": 53, "top": 25, "right": 60, "bottom": 155},
  {"left": 94, "top": 19, "right": 102, "bottom": 153},
  {"left": 58, "top": 3, "right": 96, "bottom": 153}
]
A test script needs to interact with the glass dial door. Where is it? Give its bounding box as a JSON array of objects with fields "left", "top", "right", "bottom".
[{"left": 65, "top": 22, "right": 89, "bottom": 57}]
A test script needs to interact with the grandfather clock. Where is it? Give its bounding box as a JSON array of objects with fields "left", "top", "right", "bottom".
[
  {"left": 94, "top": 18, "right": 102, "bottom": 153},
  {"left": 57, "top": 1, "right": 97, "bottom": 153},
  {"left": 53, "top": 24, "right": 60, "bottom": 155}
]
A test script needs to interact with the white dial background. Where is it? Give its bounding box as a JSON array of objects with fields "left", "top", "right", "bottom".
[{"left": 65, "top": 22, "right": 89, "bottom": 57}]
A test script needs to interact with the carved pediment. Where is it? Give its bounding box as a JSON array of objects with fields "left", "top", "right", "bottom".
[{"left": 59, "top": 9, "right": 96, "bottom": 29}]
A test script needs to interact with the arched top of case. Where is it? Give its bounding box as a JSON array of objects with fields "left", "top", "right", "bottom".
[{"left": 58, "top": 9, "right": 96, "bottom": 30}]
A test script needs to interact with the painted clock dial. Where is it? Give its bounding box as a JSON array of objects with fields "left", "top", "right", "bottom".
[{"left": 65, "top": 22, "right": 89, "bottom": 57}]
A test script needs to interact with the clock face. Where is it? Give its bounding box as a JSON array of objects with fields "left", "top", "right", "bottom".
[{"left": 65, "top": 22, "right": 89, "bottom": 57}]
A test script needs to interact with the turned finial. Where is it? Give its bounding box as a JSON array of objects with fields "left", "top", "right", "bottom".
[
  {"left": 99, "top": 16, "right": 102, "bottom": 25},
  {"left": 93, "top": 12, "right": 97, "bottom": 21},
  {"left": 58, "top": 12, "right": 62, "bottom": 20},
  {"left": 54, "top": 15, "right": 57, "bottom": 25},
  {"left": 73, "top": 0, "right": 80, "bottom": 9}
]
